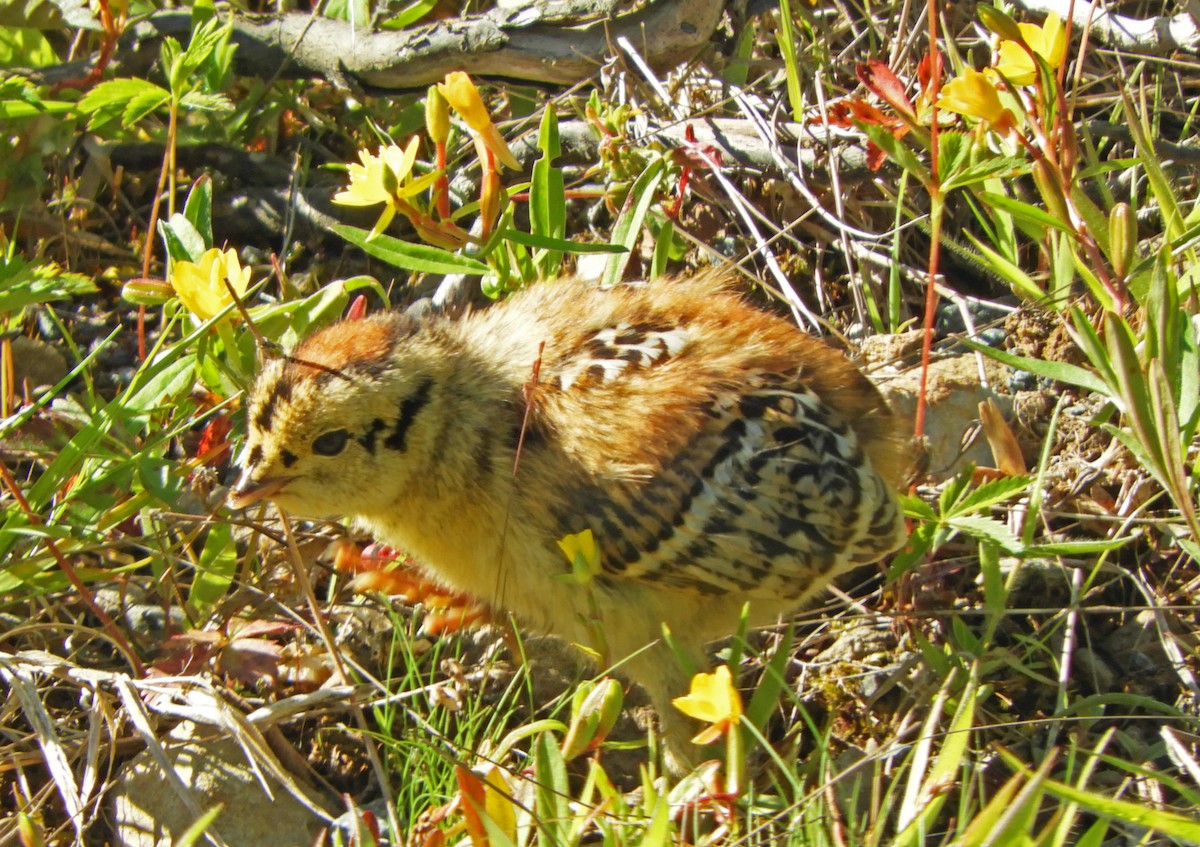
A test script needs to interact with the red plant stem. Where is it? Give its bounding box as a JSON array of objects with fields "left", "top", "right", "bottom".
[
  {"left": 0, "top": 461, "right": 144, "bottom": 675},
  {"left": 435, "top": 141, "right": 450, "bottom": 219},
  {"left": 50, "top": 0, "right": 120, "bottom": 95}
]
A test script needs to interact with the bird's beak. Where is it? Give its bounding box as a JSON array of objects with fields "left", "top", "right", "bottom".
[{"left": 227, "top": 474, "right": 291, "bottom": 510}]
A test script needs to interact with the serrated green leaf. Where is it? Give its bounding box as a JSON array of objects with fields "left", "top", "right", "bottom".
[
  {"left": 947, "top": 515, "right": 1023, "bottom": 552},
  {"left": 951, "top": 474, "right": 1031, "bottom": 515},
  {"left": 177, "top": 90, "right": 233, "bottom": 114},
  {"left": 333, "top": 225, "right": 488, "bottom": 274},
  {"left": 77, "top": 78, "right": 170, "bottom": 128},
  {"left": 121, "top": 88, "right": 172, "bottom": 126}
]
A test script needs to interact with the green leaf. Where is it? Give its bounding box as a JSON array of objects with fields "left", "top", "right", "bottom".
[
  {"left": 0, "top": 26, "right": 57, "bottom": 66},
  {"left": 601, "top": 157, "right": 666, "bottom": 286},
  {"left": 533, "top": 732, "right": 569, "bottom": 846},
  {"left": 0, "top": 256, "right": 97, "bottom": 313},
  {"left": 775, "top": 0, "right": 803, "bottom": 122},
  {"left": 77, "top": 78, "right": 170, "bottom": 129},
  {"left": 744, "top": 621, "right": 793, "bottom": 734},
  {"left": 946, "top": 515, "right": 1023, "bottom": 552},
  {"left": 859, "top": 121, "right": 929, "bottom": 183},
  {"left": 964, "top": 233, "right": 1046, "bottom": 302},
  {"left": 1041, "top": 776, "right": 1200, "bottom": 841},
  {"left": 159, "top": 213, "right": 207, "bottom": 264},
  {"left": 501, "top": 230, "right": 625, "bottom": 254},
  {"left": 1024, "top": 538, "right": 1131, "bottom": 555},
  {"left": 951, "top": 474, "right": 1031, "bottom": 515},
  {"left": 172, "top": 17, "right": 231, "bottom": 92},
  {"left": 530, "top": 106, "right": 565, "bottom": 277},
  {"left": 177, "top": 91, "right": 233, "bottom": 114},
  {"left": 378, "top": 0, "right": 437, "bottom": 28},
  {"left": 123, "top": 354, "right": 197, "bottom": 415},
  {"left": 958, "top": 336, "right": 1109, "bottom": 395},
  {"left": 188, "top": 522, "right": 236, "bottom": 619},
  {"left": 0, "top": 0, "right": 98, "bottom": 30},
  {"left": 333, "top": 225, "right": 488, "bottom": 274},
  {"left": 183, "top": 176, "right": 214, "bottom": 250},
  {"left": 977, "top": 191, "right": 1075, "bottom": 235},
  {"left": 0, "top": 97, "right": 73, "bottom": 119},
  {"left": 941, "top": 154, "right": 1026, "bottom": 192}
]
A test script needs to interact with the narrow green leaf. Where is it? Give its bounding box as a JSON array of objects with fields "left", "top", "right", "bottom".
[
  {"left": 378, "top": 0, "right": 436, "bottom": 28},
  {"left": 1067, "top": 307, "right": 1118, "bottom": 389},
  {"left": 530, "top": 106, "right": 565, "bottom": 277},
  {"left": 964, "top": 233, "right": 1046, "bottom": 302},
  {"left": 958, "top": 336, "right": 1109, "bottom": 395},
  {"left": 1041, "top": 776, "right": 1200, "bottom": 841},
  {"left": 188, "top": 523, "right": 236, "bottom": 619},
  {"left": 333, "top": 225, "right": 488, "bottom": 274},
  {"left": 1024, "top": 538, "right": 1131, "bottom": 555},
  {"left": 533, "top": 732, "right": 569, "bottom": 846},
  {"left": 775, "top": 0, "right": 803, "bottom": 122},
  {"left": 601, "top": 157, "right": 666, "bottom": 286},
  {"left": 1121, "top": 92, "right": 1184, "bottom": 242},
  {"left": 977, "top": 191, "right": 1075, "bottom": 235},
  {"left": 502, "top": 230, "right": 625, "bottom": 254}
]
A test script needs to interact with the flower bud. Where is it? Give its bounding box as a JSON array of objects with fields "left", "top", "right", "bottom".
[
  {"left": 426, "top": 85, "right": 449, "bottom": 144},
  {"left": 121, "top": 277, "right": 174, "bottom": 306},
  {"left": 1108, "top": 201, "right": 1136, "bottom": 280},
  {"left": 561, "top": 678, "right": 623, "bottom": 760},
  {"left": 977, "top": 5, "right": 1025, "bottom": 44},
  {"left": 1032, "top": 159, "right": 1070, "bottom": 225}
]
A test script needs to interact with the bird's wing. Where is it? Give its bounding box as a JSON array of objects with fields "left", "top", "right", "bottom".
[{"left": 571, "top": 380, "right": 903, "bottom": 601}]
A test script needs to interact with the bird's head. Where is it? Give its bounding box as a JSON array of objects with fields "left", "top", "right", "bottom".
[{"left": 230, "top": 313, "right": 439, "bottom": 519}]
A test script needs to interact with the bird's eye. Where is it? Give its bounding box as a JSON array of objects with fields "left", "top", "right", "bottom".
[{"left": 312, "top": 429, "right": 350, "bottom": 456}]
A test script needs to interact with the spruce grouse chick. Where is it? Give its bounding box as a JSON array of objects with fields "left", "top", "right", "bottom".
[{"left": 231, "top": 273, "right": 907, "bottom": 773}]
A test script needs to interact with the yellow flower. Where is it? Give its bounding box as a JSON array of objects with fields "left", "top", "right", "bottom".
[
  {"left": 994, "top": 12, "right": 1067, "bottom": 85},
  {"left": 937, "top": 67, "right": 1015, "bottom": 132},
  {"left": 672, "top": 664, "right": 743, "bottom": 745},
  {"left": 170, "top": 247, "right": 250, "bottom": 321},
  {"left": 557, "top": 528, "right": 601, "bottom": 583},
  {"left": 333, "top": 138, "right": 422, "bottom": 238},
  {"left": 437, "top": 72, "right": 520, "bottom": 170}
]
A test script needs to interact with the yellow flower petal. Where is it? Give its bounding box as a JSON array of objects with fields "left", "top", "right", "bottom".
[
  {"left": 333, "top": 139, "right": 420, "bottom": 207},
  {"left": 937, "top": 68, "right": 1013, "bottom": 128},
  {"left": 557, "top": 529, "right": 599, "bottom": 573},
  {"left": 672, "top": 665, "right": 742, "bottom": 727},
  {"left": 437, "top": 71, "right": 520, "bottom": 170},
  {"left": 994, "top": 13, "right": 1066, "bottom": 85},
  {"left": 171, "top": 247, "right": 249, "bottom": 321}
]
